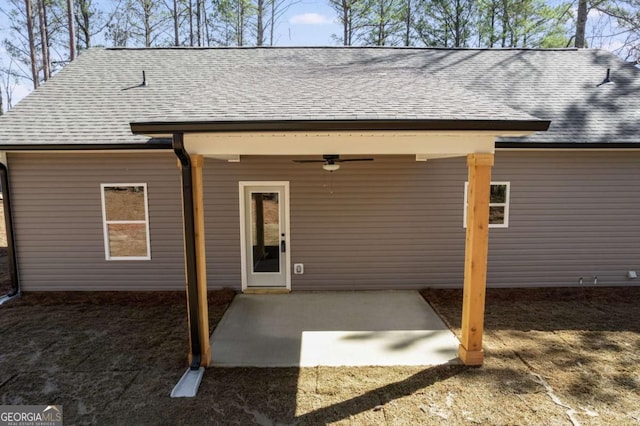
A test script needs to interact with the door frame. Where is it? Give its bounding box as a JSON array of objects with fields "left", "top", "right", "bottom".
[{"left": 239, "top": 181, "right": 291, "bottom": 291}]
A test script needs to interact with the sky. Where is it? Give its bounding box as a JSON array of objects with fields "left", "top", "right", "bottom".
[{"left": 273, "top": 1, "right": 342, "bottom": 46}]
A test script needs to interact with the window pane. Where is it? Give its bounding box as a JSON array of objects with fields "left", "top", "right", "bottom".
[
  {"left": 104, "top": 186, "right": 146, "bottom": 221},
  {"left": 108, "top": 223, "right": 148, "bottom": 257},
  {"left": 251, "top": 192, "right": 280, "bottom": 273},
  {"left": 490, "top": 184, "right": 507, "bottom": 204},
  {"left": 489, "top": 206, "right": 505, "bottom": 225}
]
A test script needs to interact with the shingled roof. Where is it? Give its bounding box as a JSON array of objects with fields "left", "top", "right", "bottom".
[{"left": 0, "top": 47, "right": 638, "bottom": 147}]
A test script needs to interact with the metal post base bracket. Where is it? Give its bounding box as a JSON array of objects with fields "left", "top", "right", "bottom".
[{"left": 170, "top": 367, "right": 205, "bottom": 398}]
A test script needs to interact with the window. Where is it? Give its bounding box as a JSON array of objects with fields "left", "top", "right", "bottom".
[
  {"left": 101, "top": 184, "right": 151, "bottom": 260},
  {"left": 463, "top": 182, "right": 510, "bottom": 228}
]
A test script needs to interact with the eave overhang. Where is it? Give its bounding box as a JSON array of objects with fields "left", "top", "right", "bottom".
[
  {"left": 130, "top": 118, "right": 551, "bottom": 135},
  {"left": 0, "top": 141, "right": 173, "bottom": 151},
  {"left": 495, "top": 141, "right": 640, "bottom": 149}
]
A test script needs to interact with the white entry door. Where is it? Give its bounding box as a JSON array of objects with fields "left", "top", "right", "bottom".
[{"left": 240, "top": 182, "right": 290, "bottom": 290}]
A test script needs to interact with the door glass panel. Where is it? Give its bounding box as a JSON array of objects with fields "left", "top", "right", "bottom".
[{"left": 251, "top": 192, "right": 280, "bottom": 273}]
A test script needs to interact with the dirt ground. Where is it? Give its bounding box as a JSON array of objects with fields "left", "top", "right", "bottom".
[{"left": 1, "top": 288, "right": 639, "bottom": 425}]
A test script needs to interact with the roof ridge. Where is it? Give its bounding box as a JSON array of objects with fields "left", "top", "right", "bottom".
[{"left": 104, "top": 46, "right": 581, "bottom": 52}]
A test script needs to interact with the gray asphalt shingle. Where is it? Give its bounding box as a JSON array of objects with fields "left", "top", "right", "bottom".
[{"left": 0, "top": 47, "right": 637, "bottom": 146}]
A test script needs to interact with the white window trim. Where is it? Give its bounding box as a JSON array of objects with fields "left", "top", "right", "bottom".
[
  {"left": 463, "top": 181, "right": 510, "bottom": 229},
  {"left": 100, "top": 183, "right": 151, "bottom": 261}
]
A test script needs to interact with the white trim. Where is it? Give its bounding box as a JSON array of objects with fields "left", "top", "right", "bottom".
[
  {"left": 238, "top": 185, "right": 247, "bottom": 288},
  {"left": 239, "top": 181, "right": 291, "bottom": 291},
  {"left": 100, "top": 183, "right": 151, "bottom": 261},
  {"left": 463, "top": 181, "right": 510, "bottom": 229}
]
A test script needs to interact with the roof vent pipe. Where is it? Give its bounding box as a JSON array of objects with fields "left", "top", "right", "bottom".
[
  {"left": 596, "top": 68, "right": 612, "bottom": 87},
  {"left": 142, "top": 70, "right": 147, "bottom": 86}
]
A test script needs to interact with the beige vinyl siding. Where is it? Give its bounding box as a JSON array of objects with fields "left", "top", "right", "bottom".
[
  {"left": 489, "top": 151, "right": 640, "bottom": 288},
  {"left": 204, "top": 155, "right": 468, "bottom": 290},
  {"left": 205, "top": 152, "right": 640, "bottom": 291},
  {"left": 8, "top": 151, "right": 640, "bottom": 291},
  {"left": 9, "top": 153, "right": 185, "bottom": 291}
]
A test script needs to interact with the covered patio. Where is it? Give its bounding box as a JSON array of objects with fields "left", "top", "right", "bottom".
[
  {"left": 131, "top": 120, "right": 548, "bottom": 396},
  {"left": 210, "top": 291, "right": 459, "bottom": 367}
]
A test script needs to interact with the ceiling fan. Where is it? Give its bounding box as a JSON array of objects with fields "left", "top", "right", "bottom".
[{"left": 292, "top": 154, "right": 374, "bottom": 172}]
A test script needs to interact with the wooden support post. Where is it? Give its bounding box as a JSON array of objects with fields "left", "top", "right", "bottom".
[
  {"left": 459, "top": 153, "right": 494, "bottom": 366},
  {"left": 190, "top": 155, "right": 211, "bottom": 366}
]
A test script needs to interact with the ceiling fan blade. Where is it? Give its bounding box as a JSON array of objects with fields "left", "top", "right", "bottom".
[{"left": 293, "top": 155, "right": 374, "bottom": 164}]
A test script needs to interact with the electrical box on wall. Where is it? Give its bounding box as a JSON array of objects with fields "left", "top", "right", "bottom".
[{"left": 294, "top": 264, "right": 304, "bottom": 275}]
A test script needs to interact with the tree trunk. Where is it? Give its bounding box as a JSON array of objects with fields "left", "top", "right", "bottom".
[
  {"left": 238, "top": 1, "right": 244, "bottom": 46},
  {"left": 189, "top": 0, "right": 194, "bottom": 46},
  {"left": 196, "top": 0, "right": 201, "bottom": 46},
  {"left": 38, "top": 0, "right": 50, "bottom": 81},
  {"left": 575, "top": 0, "right": 587, "bottom": 48},
  {"left": 404, "top": 0, "right": 411, "bottom": 46},
  {"left": 203, "top": 3, "right": 210, "bottom": 46},
  {"left": 144, "top": 0, "right": 151, "bottom": 47},
  {"left": 489, "top": 5, "right": 496, "bottom": 47},
  {"left": 378, "top": 1, "right": 384, "bottom": 46},
  {"left": 269, "top": 0, "right": 275, "bottom": 45},
  {"left": 77, "top": 0, "right": 91, "bottom": 48},
  {"left": 454, "top": 0, "right": 461, "bottom": 47},
  {"left": 43, "top": 0, "right": 50, "bottom": 64},
  {"left": 343, "top": 0, "right": 349, "bottom": 45},
  {"left": 347, "top": 7, "right": 352, "bottom": 45},
  {"left": 25, "top": 0, "right": 39, "bottom": 88},
  {"left": 173, "top": 0, "right": 179, "bottom": 45},
  {"left": 256, "top": 0, "right": 264, "bottom": 46},
  {"left": 500, "top": 0, "right": 508, "bottom": 47},
  {"left": 67, "top": 0, "right": 76, "bottom": 60}
]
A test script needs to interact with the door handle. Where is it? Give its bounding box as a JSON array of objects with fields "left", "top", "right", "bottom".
[{"left": 281, "top": 240, "right": 286, "bottom": 253}]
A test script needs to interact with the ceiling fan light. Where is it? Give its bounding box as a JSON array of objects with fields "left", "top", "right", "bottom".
[{"left": 322, "top": 163, "right": 340, "bottom": 172}]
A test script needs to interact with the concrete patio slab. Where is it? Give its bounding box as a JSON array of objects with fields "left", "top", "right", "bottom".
[{"left": 210, "top": 291, "right": 459, "bottom": 367}]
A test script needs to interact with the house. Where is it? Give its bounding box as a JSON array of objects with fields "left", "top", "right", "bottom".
[{"left": 0, "top": 47, "right": 638, "bottom": 369}]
